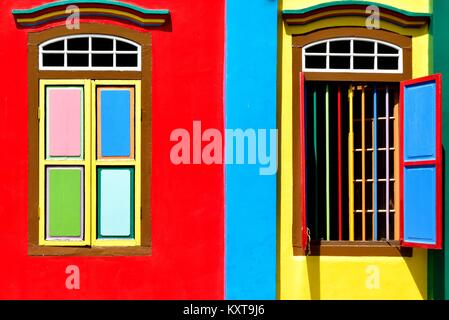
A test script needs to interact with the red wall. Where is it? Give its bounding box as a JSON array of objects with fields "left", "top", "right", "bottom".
[{"left": 0, "top": 0, "right": 224, "bottom": 299}]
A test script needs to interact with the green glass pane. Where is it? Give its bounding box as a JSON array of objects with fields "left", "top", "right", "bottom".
[{"left": 47, "top": 167, "right": 83, "bottom": 238}]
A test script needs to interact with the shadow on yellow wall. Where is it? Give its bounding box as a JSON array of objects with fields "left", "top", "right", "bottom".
[{"left": 301, "top": 250, "right": 426, "bottom": 299}]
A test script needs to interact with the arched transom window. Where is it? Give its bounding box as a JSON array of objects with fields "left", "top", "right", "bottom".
[
  {"left": 303, "top": 38, "right": 403, "bottom": 73},
  {"left": 39, "top": 35, "right": 141, "bottom": 71}
]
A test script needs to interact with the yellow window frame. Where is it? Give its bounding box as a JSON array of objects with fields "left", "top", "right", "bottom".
[{"left": 38, "top": 79, "right": 141, "bottom": 247}]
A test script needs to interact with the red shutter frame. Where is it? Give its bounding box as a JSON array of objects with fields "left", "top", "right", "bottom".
[
  {"left": 399, "top": 74, "right": 443, "bottom": 249},
  {"left": 299, "top": 72, "right": 308, "bottom": 251}
]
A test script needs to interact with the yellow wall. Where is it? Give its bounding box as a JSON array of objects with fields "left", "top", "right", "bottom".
[{"left": 279, "top": 0, "right": 431, "bottom": 299}]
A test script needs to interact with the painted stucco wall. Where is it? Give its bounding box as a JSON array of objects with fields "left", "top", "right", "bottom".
[{"left": 279, "top": 0, "right": 431, "bottom": 299}]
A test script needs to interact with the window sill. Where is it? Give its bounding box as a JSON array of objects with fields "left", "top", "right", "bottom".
[
  {"left": 293, "top": 241, "right": 412, "bottom": 257},
  {"left": 28, "top": 243, "right": 151, "bottom": 256}
]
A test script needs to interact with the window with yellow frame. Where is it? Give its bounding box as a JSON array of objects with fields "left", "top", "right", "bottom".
[{"left": 39, "top": 79, "right": 141, "bottom": 247}]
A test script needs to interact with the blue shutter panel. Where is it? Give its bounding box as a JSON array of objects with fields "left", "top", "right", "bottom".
[{"left": 400, "top": 74, "right": 442, "bottom": 249}]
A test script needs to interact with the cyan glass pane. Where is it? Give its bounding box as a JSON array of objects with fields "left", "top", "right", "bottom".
[{"left": 97, "top": 168, "right": 134, "bottom": 238}]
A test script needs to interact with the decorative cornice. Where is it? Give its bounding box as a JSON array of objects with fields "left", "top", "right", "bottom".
[
  {"left": 282, "top": 1, "right": 430, "bottom": 28},
  {"left": 12, "top": 0, "right": 170, "bottom": 28}
]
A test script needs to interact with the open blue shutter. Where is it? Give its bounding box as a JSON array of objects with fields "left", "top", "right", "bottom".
[{"left": 400, "top": 74, "right": 442, "bottom": 249}]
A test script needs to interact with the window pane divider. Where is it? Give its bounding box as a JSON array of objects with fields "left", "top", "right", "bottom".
[
  {"left": 350, "top": 39, "right": 354, "bottom": 70},
  {"left": 356, "top": 210, "right": 396, "bottom": 213},
  {"left": 355, "top": 179, "right": 395, "bottom": 182},
  {"left": 113, "top": 38, "right": 117, "bottom": 68},
  {"left": 96, "top": 160, "right": 137, "bottom": 166}
]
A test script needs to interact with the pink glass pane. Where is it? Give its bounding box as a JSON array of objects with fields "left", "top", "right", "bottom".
[{"left": 47, "top": 88, "right": 82, "bottom": 157}]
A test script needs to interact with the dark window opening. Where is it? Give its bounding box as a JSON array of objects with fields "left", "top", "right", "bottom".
[
  {"left": 330, "top": 40, "right": 350, "bottom": 53},
  {"left": 305, "top": 56, "right": 327, "bottom": 69},
  {"left": 330, "top": 56, "right": 350, "bottom": 69},
  {"left": 305, "top": 43, "right": 327, "bottom": 53},
  {"left": 116, "top": 54, "right": 138, "bottom": 67},
  {"left": 354, "top": 40, "right": 375, "bottom": 54},
  {"left": 116, "top": 40, "right": 138, "bottom": 51},
  {"left": 92, "top": 37, "right": 113, "bottom": 51},
  {"left": 42, "top": 53, "right": 64, "bottom": 66},
  {"left": 92, "top": 54, "right": 114, "bottom": 67},
  {"left": 378, "top": 57, "right": 399, "bottom": 70},
  {"left": 43, "top": 40, "right": 64, "bottom": 51},
  {"left": 67, "top": 38, "right": 89, "bottom": 51},
  {"left": 304, "top": 82, "right": 399, "bottom": 241},
  {"left": 354, "top": 57, "right": 375, "bottom": 70},
  {"left": 67, "top": 53, "right": 89, "bottom": 67},
  {"left": 378, "top": 43, "right": 399, "bottom": 54}
]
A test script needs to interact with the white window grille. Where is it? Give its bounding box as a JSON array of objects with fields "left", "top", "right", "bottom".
[
  {"left": 39, "top": 35, "right": 141, "bottom": 71},
  {"left": 302, "top": 38, "right": 403, "bottom": 74}
]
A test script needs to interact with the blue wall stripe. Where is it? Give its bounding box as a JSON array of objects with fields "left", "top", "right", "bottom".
[{"left": 225, "top": 0, "right": 278, "bottom": 299}]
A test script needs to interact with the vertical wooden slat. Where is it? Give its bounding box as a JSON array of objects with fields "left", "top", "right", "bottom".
[
  {"left": 361, "top": 87, "right": 366, "bottom": 241},
  {"left": 325, "top": 85, "right": 330, "bottom": 240},
  {"left": 313, "top": 87, "right": 319, "bottom": 238},
  {"left": 373, "top": 85, "right": 378, "bottom": 240},
  {"left": 349, "top": 86, "right": 354, "bottom": 241},
  {"left": 386, "top": 87, "right": 390, "bottom": 240},
  {"left": 394, "top": 90, "right": 400, "bottom": 240},
  {"left": 338, "top": 86, "right": 342, "bottom": 240}
]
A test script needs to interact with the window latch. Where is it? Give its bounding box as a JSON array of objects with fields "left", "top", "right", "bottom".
[{"left": 306, "top": 228, "right": 311, "bottom": 256}]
